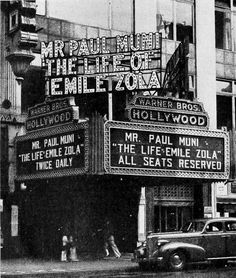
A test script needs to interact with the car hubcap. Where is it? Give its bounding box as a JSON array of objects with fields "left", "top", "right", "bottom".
[{"left": 171, "top": 253, "right": 182, "bottom": 267}]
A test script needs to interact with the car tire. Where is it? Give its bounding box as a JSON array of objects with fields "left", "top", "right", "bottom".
[{"left": 166, "top": 250, "right": 186, "bottom": 271}]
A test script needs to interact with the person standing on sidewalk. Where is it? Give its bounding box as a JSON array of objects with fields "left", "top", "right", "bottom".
[
  {"left": 103, "top": 220, "right": 121, "bottom": 258},
  {"left": 61, "top": 234, "right": 69, "bottom": 261},
  {"left": 67, "top": 235, "right": 79, "bottom": 261}
]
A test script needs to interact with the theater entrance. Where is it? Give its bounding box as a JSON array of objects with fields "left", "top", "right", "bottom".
[
  {"left": 152, "top": 183, "right": 199, "bottom": 233},
  {"left": 154, "top": 205, "right": 193, "bottom": 232},
  {"left": 19, "top": 175, "right": 141, "bottom": 258}
]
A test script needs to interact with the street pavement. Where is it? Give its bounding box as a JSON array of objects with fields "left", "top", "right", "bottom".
[
  {"left": 1, "top": 254, "right": 138, "bottom": 277},
  {"left": 2, "top": 255, "right": 236, "bottom": 278}
]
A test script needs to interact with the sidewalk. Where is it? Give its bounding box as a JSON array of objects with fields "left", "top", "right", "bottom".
[{"left": 1, "top": 254, "right": 138, "bottom": 277}]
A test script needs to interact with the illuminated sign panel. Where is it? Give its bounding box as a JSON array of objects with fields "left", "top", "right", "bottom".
[
  {"left": 126, "top": 95, "right": 209, "bottom": 128},
  {"left": 16, "top": 122, "right": 89, "bottom": 181},
  {"left": 26, "top": 97, "right": 79, "bottom": 131},
  {"left": 41, "top": 33, "right": 162, "bottom": 95},
  {"left": 104, "top": 121, "right": 230, "bottom": 179},
  {"left": 128, "top": 107, "right": 208, "bottom": 127}
]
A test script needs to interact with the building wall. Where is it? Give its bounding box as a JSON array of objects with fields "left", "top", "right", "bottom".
[{"left": 195, "top": 0, "right": 216, "bottom": 129}]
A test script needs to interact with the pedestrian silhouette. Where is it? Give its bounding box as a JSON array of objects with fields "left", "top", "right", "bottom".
[{"left": 103, "top": 220, "right": 121, "bottom": 258}]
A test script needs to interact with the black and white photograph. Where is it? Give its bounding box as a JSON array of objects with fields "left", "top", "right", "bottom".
[{"left": 1, "top": 0, "right": 236, "bottom": 277}]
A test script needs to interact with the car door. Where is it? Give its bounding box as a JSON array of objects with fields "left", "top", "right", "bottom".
[
  {"left": 198, "top": 221, "right": 226, "bottom": 258},
  {"left": 225, "top": 220, "right": 236, "bottom": 257}
]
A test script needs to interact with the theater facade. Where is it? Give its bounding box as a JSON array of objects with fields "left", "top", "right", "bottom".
[
  {"left": 13, "top": 32, "right": 230, "bottom": 258},
  {"left": 2, "top": 0, "right": 236, "bottom": 260}
]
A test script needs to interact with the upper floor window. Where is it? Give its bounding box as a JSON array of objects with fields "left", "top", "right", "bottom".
[
  {"left": 36, "top": 0, "right": 132, "bottom": 32},
  {"left": 215, "top": 0, "right": 236, "bottom": 50},
  {"left": 176, "top": 1, "right": 193, "bottom": 43},
  {"left": 9, "top": 10, "right": 19, "bottom": 32},
  {"left": 216, "top": 79, "right": 236, "bottom": 132},
  {"left": 156, "top": 0, "right": 173, "bottom": 40},
  {"left": 156, "top": 0, "right": 194, "bottom": 43}
]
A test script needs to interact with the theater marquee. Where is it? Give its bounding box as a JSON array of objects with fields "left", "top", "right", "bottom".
[
  {"left": 126, "top": 95, "right": 209, "bottom": 128},
  {"left": 41, "top": 32, "right": 162, "bottom": 95},
  {"left": 15, "top": 121, "right": 89, "bottom": 181},
  {"left": 104, "top": 121, "right": 230, "bottom": 179}
]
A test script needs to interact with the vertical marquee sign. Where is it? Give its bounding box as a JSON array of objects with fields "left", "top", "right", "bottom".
[{"left": 104, "top": 121, "right": 230, "bottom": 179}]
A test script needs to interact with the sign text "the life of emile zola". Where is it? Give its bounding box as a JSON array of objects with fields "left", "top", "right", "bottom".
[{"left": 41, "top": 33, "right": 162, "bottom": 95}]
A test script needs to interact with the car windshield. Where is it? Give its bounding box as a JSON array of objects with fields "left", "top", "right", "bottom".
[{"left": 181, "top": 221, "right": 206, "bottom": 233}]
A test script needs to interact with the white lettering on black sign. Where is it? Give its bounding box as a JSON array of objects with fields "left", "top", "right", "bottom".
[
  {"left": 109, "top": 129, "right": 224, "bottom": 172},
  {"left": 16, "top": 130, "right": 85, "bottom": 175},
  {"left": 40, "top": 33, "right": 162, "bottom": 95}
]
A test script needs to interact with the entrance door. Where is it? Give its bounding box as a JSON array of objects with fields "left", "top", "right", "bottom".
[{"left": 154, "top": 206, "right": 192, "bottom": 232}]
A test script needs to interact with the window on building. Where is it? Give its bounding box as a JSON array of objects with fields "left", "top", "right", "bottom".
[
  {"left": 154, "top": 205, "right": 192, "bottom": 232},
  {"left": 215, "top": 9, "right": 231, "bottom": 50},
  {"left": 217, "top": 80, "right": 236, "bottom": 182},
  {"left": 9, "top": 10, "right": 18, "bottom": 32},
  {"left": 217, "top": 95, "right": 232, "bottom": 130},
  {"left": 176, "top": 1, "right": 193, "bottom": 43},
  {"left": 156, "top": 0, "right": 173, "bottom": 40},
  {"left": 43, "top": 0, "right": 132, "bottom": 32},
  {"left": 215, "top": 0, "right": 236, "bottom": 50},
  {"left": 216, "top": 79, "right": 236, "bottom": 131},
  {"left": 156, "top": 0, "right": 194, "bottom": 43}
]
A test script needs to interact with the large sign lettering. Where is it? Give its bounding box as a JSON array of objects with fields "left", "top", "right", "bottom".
[
  {"left": 26, "top": 97, "right": 79, "bottom": 131},
  {"left": 41, "top": 33, "right": 162, "bottom": 95},
  {"left": 104, "top": 121, "right": 230, "bottom": 179},
  {"left": 126, "top": 95, "right": 209, "bottom": 128},
  {"left": 16, "top": 122, "right": 89, "bottom": 180}
]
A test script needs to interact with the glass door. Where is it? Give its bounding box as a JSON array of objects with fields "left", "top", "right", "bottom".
[{"left": 154, "top": 205, "right": 192, "bottom": 232}]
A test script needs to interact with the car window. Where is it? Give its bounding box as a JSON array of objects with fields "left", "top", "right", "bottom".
[
  {"left": 181, "top": 221, "right": 205, "bottom": 232},
  {"left": 205, "top": 222, "right": 223, "bottom": 233},
  {"left": 225, "top": 221, "right": 236, "bottom": 232}
]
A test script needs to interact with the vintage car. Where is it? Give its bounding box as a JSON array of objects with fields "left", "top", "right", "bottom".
[{"left": 134, "top": 217, "right": 236, "bottom": 271}]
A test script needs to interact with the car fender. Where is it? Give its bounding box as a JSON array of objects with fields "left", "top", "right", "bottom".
[{"left": 156, "top": 242, "right": 206, "bottom": 262}]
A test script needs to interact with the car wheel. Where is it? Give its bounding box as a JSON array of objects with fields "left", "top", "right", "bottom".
[{"left": 167, "top": 250, "right": 186, "bottom": 271}]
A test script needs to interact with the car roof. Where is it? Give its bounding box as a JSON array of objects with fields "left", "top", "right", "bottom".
[{"left": 193, "top": 217, "right": 236, "bottom": 223}]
